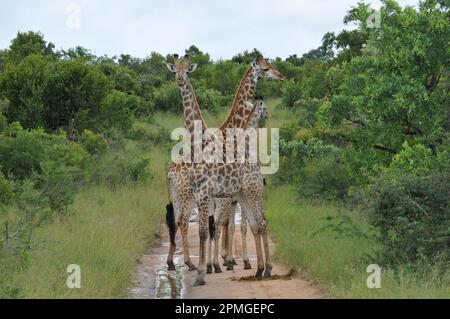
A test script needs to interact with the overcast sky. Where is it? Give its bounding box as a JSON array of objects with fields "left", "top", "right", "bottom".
[{"left": 0, "top": 0, "right": 419, "bottom": 60}]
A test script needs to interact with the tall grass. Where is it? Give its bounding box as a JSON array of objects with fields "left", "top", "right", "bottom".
[
  {"left": 265, "top": 185, "right": 450, "bottom": 298},
  {"left": 4, "top": 147, "right": 169, "bottom": 298}
]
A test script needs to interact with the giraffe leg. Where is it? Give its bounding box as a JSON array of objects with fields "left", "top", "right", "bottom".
[
  {"left": 262, "top": 226, "right": 272, "bottom": 278},
  {"left": 237, "top": 192, "right": 265, "bottom": 278},
  {"left": 213, "top": 223, "right": 222, "bottom": 273},
  {"left": 180, "top": 212, "right": 196, "bottom": 271},
  {"left": 221, "top": 216, "right": 229, "bottom": 265},
  {"left": 226, "top": 202, "right": 236, "bottom": 270},
  {"left": 213, "top": 200, "right": 225, "bottom": 273},
  {"left": 194, "top": 193, "right": 213, "bottom": 287},
  {"left": 241, "top": 208, "right": 251, "bottom": 270},
  {"left": 167, "top": 225, "right": 177, "bottom": 271},
  {"left": 207, "top": 234, "right": 213, "bottom": 274}
]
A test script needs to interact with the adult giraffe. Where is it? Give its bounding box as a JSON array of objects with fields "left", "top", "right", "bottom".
[
  {"left": 165, "top": 55, "right": 284, "bottom": 274},
  {"left": 166, "top": 54, "right": 285, "bottom": 286},
  {"left": 207, "top": 98, "right": 269, "bottom": 274}
]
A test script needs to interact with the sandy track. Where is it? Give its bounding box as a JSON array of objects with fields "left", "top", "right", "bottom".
[{"left": 131, "top": 221, "right": 324, "bottom": 299}]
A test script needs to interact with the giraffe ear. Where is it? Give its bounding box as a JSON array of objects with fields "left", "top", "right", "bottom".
[
  {"left": 251, "top": 61, "right": 259, "bottom": 70},
  {"left": 187, "top": 63, "right": 198, "bottom": 74},
  {"left": 165, "top": 63, "right": 176, "bottom": 74}
]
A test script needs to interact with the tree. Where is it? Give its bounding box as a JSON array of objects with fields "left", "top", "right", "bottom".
[
  {"left": 6, "top": 31, "right": 55, "bottom": 64},
  {"left": 320, "top": 0, "right": 449, "bottom": 158}
]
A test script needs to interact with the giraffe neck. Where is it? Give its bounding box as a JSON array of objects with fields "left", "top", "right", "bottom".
[
  {"left": 180, "top": 80, "right": 207, "bottom": 136},
  {"left": 219, "top": 66, "right": 258, "bottom": 130}
]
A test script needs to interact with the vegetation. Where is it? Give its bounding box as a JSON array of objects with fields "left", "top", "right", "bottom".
[{"left": 0, "top": 0, "right": 448, "bottom": 298}]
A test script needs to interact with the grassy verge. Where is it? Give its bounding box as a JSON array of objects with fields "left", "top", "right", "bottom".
[
  {"left": 4, "top": 146, "right": 169, "bottom": 298},
  {"left": 265, "top": 184, "right": 450, "bottom": 298}
]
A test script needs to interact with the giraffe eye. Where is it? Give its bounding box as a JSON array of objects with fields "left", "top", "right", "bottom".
[{"left": 261, "top": 68, "right": 269, "bottom": 71}]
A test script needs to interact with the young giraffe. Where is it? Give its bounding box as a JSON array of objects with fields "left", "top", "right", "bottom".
[
  {"left": 165, "top": 55, "right": 285, "bottom": 273},
  {"left": 167, "top": 55, "right": 285, "bottom": 286},
  {"left": 207, "top": 98, "right": 269, "bottom": 274}
]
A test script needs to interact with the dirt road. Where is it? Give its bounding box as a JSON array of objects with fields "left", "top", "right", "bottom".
[{"left": 131, "top": 214, "right": 324, "bottom": 299}]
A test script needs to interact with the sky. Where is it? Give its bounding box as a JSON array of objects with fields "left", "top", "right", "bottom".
[{"left": 0, "top": 0, "right": 419, "bottom": 60}]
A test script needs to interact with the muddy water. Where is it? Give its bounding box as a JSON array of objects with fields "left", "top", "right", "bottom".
[
  {"left": 130, "top": 231, "right": 187, "bottom": 299},
  {"left": 130, "top": 207, "right": 324, "bottom": 299}
]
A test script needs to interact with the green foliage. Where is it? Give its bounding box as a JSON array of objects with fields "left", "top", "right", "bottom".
[
  {"left": 368, "top": 171, "right": 450, "bottom": 266},
  {"left": 196, "top": 88, "right": 226, "bottom": 113},
  {"left": 44, "top": 59, "right": 112, "bottom": 130},
  {"left": 0, "top": 170, "right": 13, "bottom": 207},
  {"left": 281, "top": 80, "right": 303, "bottom": 108},
  {"left": 0, "top": 54, "right": 49, "bottom": 128},
  {"left": 297, "top": 155, "right": 354, "bottom": 201},
  {"left": 33, "top": 160, "right": 81, "bottom": 214},
  {"left": 6, "top": 31, "right": 55, "bottom": 64},
  {"left": 128, "top": 122, "right": 170, "bottom": 144},
  {"left": 98, "top": 90, "right": 135, "bottom": 131},
  {"left": 88, "top": 147, "right": 152, "bottom": 189},
  {"left": 81, "top": 129, "right": 108, "bottom": 155},
  {"left": 152, "top": 82, "right": 182, "bottom": 112}
]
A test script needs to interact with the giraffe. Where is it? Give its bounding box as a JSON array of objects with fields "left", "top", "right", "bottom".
[
  {"left": 166, "top": 54, "right": 285, "bottom": 286},
  {"left": 207, "top": 98, "right": 269, "bottom": 274},
  {"left": 165, "top": 55, "right": 285, "bottom": 274}
]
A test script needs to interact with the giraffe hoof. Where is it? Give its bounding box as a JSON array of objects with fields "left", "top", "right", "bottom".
[
  {"left": 226, "top": 264, "right": 234, "bottom": 271},
  {"left": 244, "top": 261, "right": 252, "bottom": 270},
  {"left": 185, "top": 261, "right": 197, "bottom": 271},
  {"left": 232, "top": 258, "right": 237, "bottom": 266},
  {"left": 255, "top": 269, "right": 264, "bottom": 279},
  {"left": 194, "top": 278, "right": 206, "bottom": 286},
  {"left": 214, "top": 265, "right": 222, "bottom": 273},
  {"left": 264, "top": 268, "right": 272, "bottom": 278},
  {"left": 167, "top": 262, "right": 176, "bottom": 271},
  {"left": 206, "top": 265, "right": 213, "bottom": 274}
]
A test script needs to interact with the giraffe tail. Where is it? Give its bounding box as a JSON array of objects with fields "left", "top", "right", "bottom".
[
  {"left": 166, "top": 202, "right": 176, "bottom": 248},
  {"left": 208, "top": 215, "right": 215, "bottom": 241}
]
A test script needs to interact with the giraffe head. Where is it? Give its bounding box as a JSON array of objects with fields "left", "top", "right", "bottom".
[
  {"left": 254, "top": 97, "right": 269, "bottom": 119},
  {"left": 252, "top": 55, "right": 286, "bottom": 81},
  {"left": 165, "top": 54, "right": 198, "bottom": 86}
]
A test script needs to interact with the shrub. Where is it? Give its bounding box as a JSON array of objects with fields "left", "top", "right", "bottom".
[
  {"left": 88, "top": 147, "right": 152, "bottom": 189},
  {"left": 0, "top": 113, "right": 7, "bottom": 132},
  {"left": 368, "top": 172, "right": 450, "bottom": 266},
  {"left": 0, "top": 170, "right": 13, "bottom": 207},
  {"left": 128, "top": 122, "right": 170, "bottom": 144},
  {"left": 281, "top": 80, "right": 303, "bottom": 108},
  {"left": 0, "top": 123, "right": 90, "bottom": 180},
  {"left": 196, "top": 88, "right": 224, "bottom": 113},
  {"left": 33, "top": 160, "right": 81, "bottom": 214},
  {"left": 153, "top": 82, "right": 182, "bottom": 112},
  {"left": 98, "top": 90, "right": 135, "bottom": 132},
  {"left": 297, "top": 154, "right": 354, "bottom": 201},
  {"left": 81, "top": 129, "right": 108, "bottom": 155}
]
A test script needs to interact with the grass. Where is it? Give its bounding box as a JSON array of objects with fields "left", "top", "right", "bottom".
[
  {"left": 2, "top": 146, "right": 169, "bottom": 298},
  {"left": 265, "top": 184, "right": 450, "bottom": 298}
]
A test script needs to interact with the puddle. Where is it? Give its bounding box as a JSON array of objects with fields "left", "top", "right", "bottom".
[
  {"left": 155, "top": 255, "right": 184, "bottom": 299},
  {"left": 130, "top": 240, "right": 186, "bottom": 299}
]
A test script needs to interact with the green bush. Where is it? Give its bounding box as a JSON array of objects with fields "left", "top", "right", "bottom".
[
  {"left": 153, "top": 82, "right": 182, "bottom": 112},
  {"left": 196, "top": 88, "right": 224, "bottom": 113},
  {"left": 0, "top": 113, "right": 7, "bottom": 132},
  {"left": 0, "top": 170, "right": 13, "bottom": 206},
  {"left": 33, "top": 160, "right": 82, "bottom": 214},
  {"left": 128, "top": 122, "right": 170, "bottom": 144},
  {"left": 368, "top": 172, "right": 450, "bottom": 266},
  {"left": 0, "top": 123, "right": 90, "bottom": 180},
  {"left": 88, "top": 146, "right": 152, "bottom": 189},
  {"left": 81, "top": 129, "right": 108, "bottom": 155},
  {"left": 281, "top": 80, "right": 303, "bottom": 108},
  {"left": 297, "top": 154, "right": 354, "bottom": 201}
]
